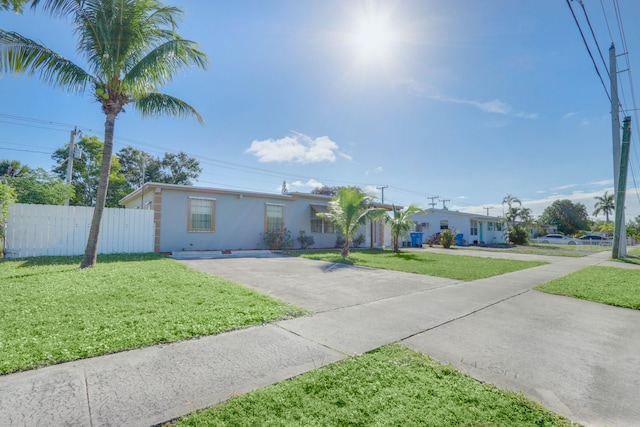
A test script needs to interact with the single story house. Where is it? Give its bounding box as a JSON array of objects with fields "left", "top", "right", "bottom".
[
  {"left": 119, "top": 183, "right": 396, "bottom": 253},
  {"left": 528, "top": 224, "right": 558, "bottom": 238},
  {"left": 409, "top": 208, "right": 507, "bottom": 245}
]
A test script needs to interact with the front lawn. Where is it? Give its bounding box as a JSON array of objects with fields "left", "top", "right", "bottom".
[
  {"left": 0, "top": 254, "right": 306, "bottom": 374},
  {"left": 502, "top": 244, "right": 606, "bottom": 257},
  {"left": 289, "top": 249, "right": 546, "bottom": 281},
  {"left": 536, "top": 266, "right": 640, "bottom": 309},
  {"left": 175, "top": 344, "right": 577, "bottom": 427}
]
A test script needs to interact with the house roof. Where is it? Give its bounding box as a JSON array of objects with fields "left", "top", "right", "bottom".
[
  {"left": 415, "top": 208, "right": 504, "bottom": 222},
  {"left": 119, "top": 183, "right": 398, "bottom": 210}
]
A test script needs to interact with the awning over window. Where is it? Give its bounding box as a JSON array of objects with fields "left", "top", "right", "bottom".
[{"left": 310, "top": 204, "right": 329, "bottom": 214}]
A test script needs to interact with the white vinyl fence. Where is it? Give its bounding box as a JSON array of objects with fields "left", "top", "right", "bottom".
[{"left": 4, "top": 203, "right": 154, "bottom": 258}]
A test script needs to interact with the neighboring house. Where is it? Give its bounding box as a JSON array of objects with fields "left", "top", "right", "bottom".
[
  {"left": 120, "top": 183, "right": 395, "bottom": 253},
  {"left": 528, "top": 224, "right": 558, "bottom": 238},
  {"left": 409, "top": 208, "right": 507, "bottom": 245}
]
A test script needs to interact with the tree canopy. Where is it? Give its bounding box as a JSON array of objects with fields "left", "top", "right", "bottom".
[
  {"left": 593, "top": 191, "right": 615, "bottom": 223},
  {"left": 538, "top": 199, "right": 589, "bottom": 236},
  {"left": 116, "top": 146, "right": 201, "bottom": 188}
]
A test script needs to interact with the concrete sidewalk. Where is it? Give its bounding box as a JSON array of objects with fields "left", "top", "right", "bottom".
[{"left": 1, "top": 250, "right": 639, "bottom": 426}]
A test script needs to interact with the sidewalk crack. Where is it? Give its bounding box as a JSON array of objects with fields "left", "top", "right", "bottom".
[{"left": 83, "top": 368, "right": 94, "bottom": 427}]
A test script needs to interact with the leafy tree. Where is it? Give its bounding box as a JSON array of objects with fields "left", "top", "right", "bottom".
[
  {"left": 0, "top": 159, "right": 31, "bottom": 177},
  {"left": 385, "top": 204, "right": 425, "bottom": 252},
  {"left": 0, "top": 180, "right": 16, "bottom": 242},
  {"left": 1, "top": 0, "right": 208, "bottom": 268},
  {"left": 317, "top": 187, "right": 386, "bottom": 257},
  {"left": 116, "top": 147, "right": 201, "bottom": 188},
  {"left": 4, "top": 168, "right": 72, "bottom": 205},
  {"left": 538, "top": 199, "right": 589, "bottom": 236},
  {"left": 593, "top": 191, "right": 615, "bottom": 223},
  {"left": 52, "top": 135, "right": 130, "bottom": 207},
  {"left": 161, "top": 151, "right": 201, "bottom": 185}
]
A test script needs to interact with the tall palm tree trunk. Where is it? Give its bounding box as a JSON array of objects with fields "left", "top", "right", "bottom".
[{"left": 80, "top": 113, "right": 116, "bottom": 269}]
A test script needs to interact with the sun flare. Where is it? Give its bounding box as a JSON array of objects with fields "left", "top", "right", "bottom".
[{"left": 351, "top": 14, "right": 394, "bottom": 60}]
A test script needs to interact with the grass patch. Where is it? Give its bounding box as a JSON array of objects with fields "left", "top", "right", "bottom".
[
  {"left": 174, "top": 344, "right": 577, "bottom": 427},
  {"left": 288, "top": 249, "right": 546, "bottom": 281},
  {"left": 502, "top": 244, "right": 606, "bottom": 257},
  {"left": 0, "top": 254, "right": 306, "bottom": 374},
  {"left": 536, "top": 266, "right": 640, "bottom": 309}
]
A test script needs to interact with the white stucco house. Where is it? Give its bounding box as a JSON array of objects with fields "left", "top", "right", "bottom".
[
  {"left": 119, "top": 183, "right": 395, "bottom": 253},
  {"left": 409, "top": 208, "right": 507, "bottom": 246}
]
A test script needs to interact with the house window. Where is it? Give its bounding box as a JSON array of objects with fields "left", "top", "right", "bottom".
[
  {"left": 188, "top": 198, "right": 215, "bottom": 232},
  {"left": 487, "top": 222, "right": 494, "bottom": 231},
  {"left": 310, "top": 205, "right": 335, "bottom": 234},
  {"left": 265, "top": 203, "right": 284, "bottom": 232},
  {"left": 496, "top": 222, "right": 503, "bottom": 231},
  {"left": 440, "top": 220, "right": 448, "bottom": 230},
  {"left": 470, "top": 220, "right": 478, "bottom": 236}
]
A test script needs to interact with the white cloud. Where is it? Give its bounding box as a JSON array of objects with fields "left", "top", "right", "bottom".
[
  {"left": 246, "top": 132, "right": 348, "bottom": 163},
  {"left": 590, "top": 179, "right": 614, "bottom": 186},
  {"left": 288, "top": 179, "right": 324, "bottom": 191},
  {"left": 550, "top": 184, "right": 578, "bottom": 191},
  {"left": 365, "top": 166, "right": 383, "bottom": 176},
  {"left": 431, "top": 95, "right": 537, "bottom": 119}
]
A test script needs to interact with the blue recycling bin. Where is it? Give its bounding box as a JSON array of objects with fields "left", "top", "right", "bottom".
[
  {"left": 454, "top": 233, "right": 464, "bottom": 246},
  {"left": 409, "top": 232, "right": 423, "bottom": 247}
]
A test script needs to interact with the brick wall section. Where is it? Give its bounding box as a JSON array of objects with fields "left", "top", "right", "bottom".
[{"left": 153, "top": 188, "right": 162, "bottom": 253}]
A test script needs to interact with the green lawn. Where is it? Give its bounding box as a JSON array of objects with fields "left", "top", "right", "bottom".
[
  {"left": 503, "top": 243, "right": 607, "bottom": 257},
  {"left": 536, "top": 266, "right": 640, "bottom": 309},
  {"left": 0, "top": 254, "right": 306, "bottom": 374},
  {"left": 175, "top": 344, "right": 577, "bottom": 427},
  {"left": 289, "top": 249, "right": 546, "bottom": 281}
]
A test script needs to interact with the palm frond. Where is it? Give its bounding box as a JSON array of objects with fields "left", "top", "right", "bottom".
[
  {"left": 125, "top": 38, "right": 208, "bottom": 91},
  {"left": 0, "top": 30, "right": 92, "bottom": 93},
  {"left": 30, "top": 0, "right": 84, "bottom": 18},
  {"left": 134, "top": 93, "right": 204, "bottom": 124}
]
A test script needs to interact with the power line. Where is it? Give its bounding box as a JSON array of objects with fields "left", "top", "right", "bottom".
[{"left": 566, "top": 0, "right": 611, "bottom": 101}]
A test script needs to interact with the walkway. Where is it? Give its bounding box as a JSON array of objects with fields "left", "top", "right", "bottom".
[{"left": 1, "top": 250, "right": 638, "bottom": 427}]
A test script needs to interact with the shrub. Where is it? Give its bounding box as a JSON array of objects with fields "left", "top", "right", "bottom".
[
  {"left": 507, "top": 224, "right": 529, "bottom": 245},
  {"left": 352, "top": 233, "right": 366, "bottom": 248},
  {"left": 297, "top": 230, "right": 315, "bottom": 249},
  {"left": 440, "top": 229, "right": 455, "bottom": 249},
  {"left": 260, "top": 228, "right": 294, "bottom": 250},
  {"left": 427, "top": 233, "right": 440, "bottom": 247}
]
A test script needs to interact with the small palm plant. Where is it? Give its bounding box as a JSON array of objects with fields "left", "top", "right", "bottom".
[
  {"left": 385, "top": 204, "right": 425, "bottom": 252},
  {"left": 317, "top": 187, "right": 386, "bottom": 257}
]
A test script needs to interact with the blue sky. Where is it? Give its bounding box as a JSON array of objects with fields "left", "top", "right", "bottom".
[{"left": 2, "top": 0, "right": 640, "bottom": 220}]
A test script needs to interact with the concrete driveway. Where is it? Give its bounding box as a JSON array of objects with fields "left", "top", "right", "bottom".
[{"left": 182, "top": 251, "right": 640, "bottom": 427}]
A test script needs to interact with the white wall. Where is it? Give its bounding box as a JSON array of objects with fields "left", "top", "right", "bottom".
[
  {"left": 410, "top": 209, "right": 506, "bottom": 245},
  {"left": 4, "top": 204, "right": 154, "bottom": 258}
]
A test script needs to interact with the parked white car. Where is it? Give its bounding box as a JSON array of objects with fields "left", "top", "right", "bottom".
[{"left": 537, "top": 234, "right": 580, "bottom": 245}]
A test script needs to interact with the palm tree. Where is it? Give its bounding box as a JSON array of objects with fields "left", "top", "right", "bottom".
[
  {"left": 385, "top": 204, "right": 425, "bottom": 252},
  {"left": 1, "top": 0, "right": 208, "bottom": 268},
  {"left": 317, "top": 187, "right": 386, "bottom": 257},
  {"left": 593, "top": 191, "right": 615, "bottom": 223}
]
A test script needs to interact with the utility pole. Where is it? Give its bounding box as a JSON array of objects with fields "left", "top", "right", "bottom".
[
  {"left": 612, "top": 116, "right": 631, "bottom": 259},
  {"left": 427, "top": 196, "right": 439, "bottom": 209},
  {"left": 610, "top": 43, "right": 627, "bottom": 257},
  {"left": 441, "top": 199, "right": 450, "bottom": 210},
  {"left": 483, "top": 206, "right": 493, "bottom": 216},
  {"left": 64, "top": 127, "right": 79, "bottom": 206},
  {"left": 376, "top": 185, "right": 388, "bottom": 204}
]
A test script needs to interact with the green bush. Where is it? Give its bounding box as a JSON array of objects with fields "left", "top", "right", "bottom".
[
  {"left": 261, "top": 228, "right": 294, "bottom": 250},
  {"left": 440, "top": 229, "right": 455, "bottom": 249},
  {"left": 297, "top": 230, "right": 315, "bottom": 249},
  {"left": 507, "top": 224, "right": 529, "bottom": 245},
  {"left": 352, "top": 233, "right": 366, "bottom": 248}
]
